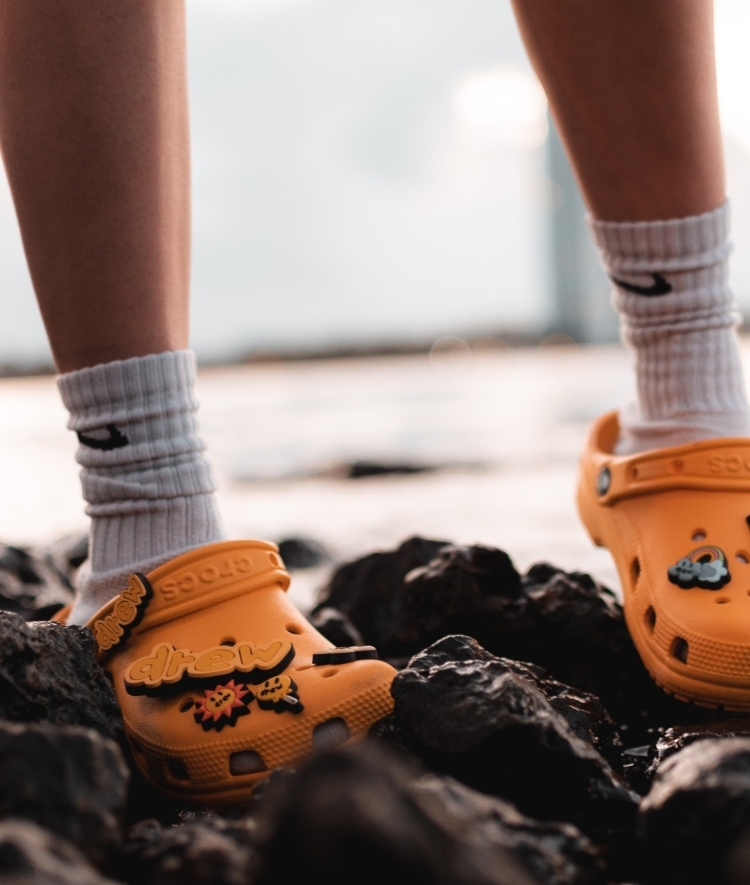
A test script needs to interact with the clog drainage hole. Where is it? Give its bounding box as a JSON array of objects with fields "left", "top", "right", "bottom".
[
  {"left": 230, "top": 751, "right": 266, "bottom": 776},
  {"left": 286, "top": 624, "right": 302, "bottom": 635},
  {"left": 670, "top": 637, "right": 689, "bottom": 663},
  {"left": 166, "top": 758, "right": 189, "bottom": 780},
  {"left": 644, "top": 606, "right": 656, "bottom": 632},
  {"left": 738, "top": 552, "right": 750, "bottom": 564},
  {"left": 321, "top": 668, "right": 339, "bottom": 678},
  {"left": 220, "top": 638, "right": 236, "bottom": 647},
  {"left": 715, "top": 597, "right": 731, "bottom": 604},
  {"left": 312, "top": 718, "right": 351, "bottom": 751},
  {"left": 692, "top": 530, "right": 706, "bottom": 542},
  {"left": 179, "top": 699, "right": 195, "bottom": 713},
  {"left": 630, "top": 558, "right": 641, "bottom": 586}
]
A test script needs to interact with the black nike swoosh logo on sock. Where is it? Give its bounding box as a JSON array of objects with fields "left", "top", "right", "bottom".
[
  {"left": 610, "top": 272, "right": 672, "bottom": 296},
  {"left": 76, "top": 424, "right": 130, "bottom": 451}
]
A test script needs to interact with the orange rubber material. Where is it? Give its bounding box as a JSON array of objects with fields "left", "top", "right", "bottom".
[
  {"left": 85, "top": 540, "right": 396, "bottom": 805},
  {"left": 578, "top": 412, "right": 750, "bottom": 711}
]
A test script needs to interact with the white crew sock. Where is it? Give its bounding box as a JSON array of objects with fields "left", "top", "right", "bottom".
[
  {"left": 589, "top": 201, "right": 750, "bottom": 454},
  {"left": 58, "top": 350, "right": 225, "bottom": 624}
]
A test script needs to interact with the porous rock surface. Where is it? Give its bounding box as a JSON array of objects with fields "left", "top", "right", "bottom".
[
  {"left": 0, "top": 819, "right": 119, "bottom": 885},
  {"left": 373, "top": 635, "right": 637, "bottom": 834},
  {"left": 0, "top": 539, "right": 79, "bottom": 621},
  {"left": 252, "top": 743, "right": 601, "bottom": 885},
  {"left": 0, "top": 721, "right": 128, "bottom": 863},
  {"left": 639, "top": 738, "right": 750, "bottom": 885},
  {"left": 118, "top": 815, "right": 260, "bottom": 885},
  {"left": 0, "top": 612, "right": 122, "bottom": 741}
]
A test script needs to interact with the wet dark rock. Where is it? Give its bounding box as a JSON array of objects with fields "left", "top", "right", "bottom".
[
  {"left": 308, "top": 606, "right": 364, "bottom": 648},
  {"left": 254, "top": 743, "right": 601, "bottom": 885},
  {"left": 620, "top": 746, "right": 654, "bottom": 796},
  {"left": 639, "top": 737, "right": 750, "bottom": 884},
  {"left": 317, "top": 539, "right": 716, "bottom": 744},
  {"left": 0, "top": 819, "right": 119, "bottom": 885},
  {"left": 0, "top": 722, "right": 128, "bottom": 863},
  {"left": 0, "top": 542, "right": 75, "bottom": 621},
  {"left": 374, "top": 636, "right": 637, "bottom": 836},
  {"left": 649, "top": 718, "right": 750, "bottom": 774},
  {"left": 314, "top": 536, "right": 450, "bottom": 658},
  {"left": 0, "top": 612, "right": 123, "bottom": 742},
  {"left": 118, "top": 815, "right": 259, "bottom": 885},
  {"left": 276, "top": 537, "right": 330, "bottom": 570}
]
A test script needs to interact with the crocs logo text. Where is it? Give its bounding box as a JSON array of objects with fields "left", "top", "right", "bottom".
[
  {"left": 93, "top": 574, "right": 153, "bottom": 653},
  {"left": 157, "top": 553, "right": 284, "bottom": 602},
  {"left": 707, "top": 456, "right": 750, "bottom": 475},
  {"left": 124, "top": 638, "right": 295, "bottom": 695}
]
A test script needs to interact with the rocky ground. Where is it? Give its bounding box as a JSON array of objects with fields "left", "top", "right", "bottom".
[{"left": 1, "top": 535, "right": 750, "bottom": 884}]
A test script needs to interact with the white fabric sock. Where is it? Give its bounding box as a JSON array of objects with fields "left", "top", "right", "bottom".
[
  {"left": 58, "top": 350, "right": 224, "bottom": 624},
  {"left": 589, "top": 201, "right": 750, "bottom": 454}
]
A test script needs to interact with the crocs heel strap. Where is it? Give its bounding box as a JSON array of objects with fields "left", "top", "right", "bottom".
[{"left": 583, "top": 412, "right": 750, "bottom": 506}]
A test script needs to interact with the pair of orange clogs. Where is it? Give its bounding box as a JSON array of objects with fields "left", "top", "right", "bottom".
[{"left": 64, "top": 410, "right": 750, "bottom": 805}]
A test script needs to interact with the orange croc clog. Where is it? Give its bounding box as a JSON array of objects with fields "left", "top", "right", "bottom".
[
  {"left": 85, "top": 540, "right": 396, "bottom": 805},
  {"left": 578, "top": 411, "right": 750, "bottom": 711}
]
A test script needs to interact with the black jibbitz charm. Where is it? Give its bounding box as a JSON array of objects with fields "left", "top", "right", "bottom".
[
  {"left": 667, "top": 546, "right": 731, "bottom": 590},
  {"left": 312, "top": 646, "right": 379, "bottom": 666}
]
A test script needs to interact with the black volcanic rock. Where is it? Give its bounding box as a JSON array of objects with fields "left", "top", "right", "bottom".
[
  {"left": 0, "top": 819, "right": 118, "bottom": 885},
  {"left": 118, "top": 816, "right": 260, "bottom": 885},
  {"left": 253, "top": 743, "right": 602, "bottom": 885},
  {"left": 0, "top": 722, "right": 128, "bottom": 863},
  {"left": 374, "top": 636, "right": 637, "bottom": 832},
  {"left": 375, "top": 636, "right": 637, "bottom": 835},
  {"left": 0, "top": 613, "right": 122, "bottom": 742},
  {"left": 313, "top": 536, "right": 451, "bottom": 658},
  {"left": 649, "top": 718, "right": 750, "bottom": 774},
  {"left": 639, "top": 738, "right": 750, "bottom": 884},
  {"left": 317, "top": 539, "right": 715, "bottom": 744},
  {"left": 0, "top": 542, "right": 75, "bottom": 621},
  {"left": 308, "top": 606, "right": 364, "bottom": 648}
]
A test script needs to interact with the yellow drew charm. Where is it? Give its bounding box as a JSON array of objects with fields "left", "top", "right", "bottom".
[
  {"left": 92, "top": 573, "right": 153, "bottom": 653},
  {"left": 124, "top": 639, "right": 295, "bottom": 695}
]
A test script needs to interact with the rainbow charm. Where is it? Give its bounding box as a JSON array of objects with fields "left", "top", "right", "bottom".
[{"left": 667, "top": 546, "right": 731, "bottom": 590}]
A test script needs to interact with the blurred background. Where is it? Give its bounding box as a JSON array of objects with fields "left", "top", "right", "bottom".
[
  {"left": 1, "top": 0, "right": 750, "bottom": 365},
  {"left": 2, "top": 0, "right": 750, "bottom": 599}
]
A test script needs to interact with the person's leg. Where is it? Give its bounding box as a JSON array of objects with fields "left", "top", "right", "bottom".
[
  {"left": 511, "top": 0, "right": 749, "bottom": 453},
  {"left": 511, "top": 0, "right": 723, "bottom": 222},
  {"left": 0, "top": 0, "right": 188, "bottom": 371},
  {"left": 0, "top": 0, "right": 223, "bottom": 623},
  {"left": 0, "top": 0, "right": 396, "bottom": 801},
  {"left": 513, "top": 0, "right": 750, "bottom": 711}
]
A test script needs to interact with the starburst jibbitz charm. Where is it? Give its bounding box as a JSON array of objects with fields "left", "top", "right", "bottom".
[
  {"left": 667, "top": 546, "right": 731, "bottom": 590},
  {"left": 257, "top": 675, "right": 303, "bottom": 714},
  {"left": 193, "top": 680, "right": 253, "bottom": 731}
]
